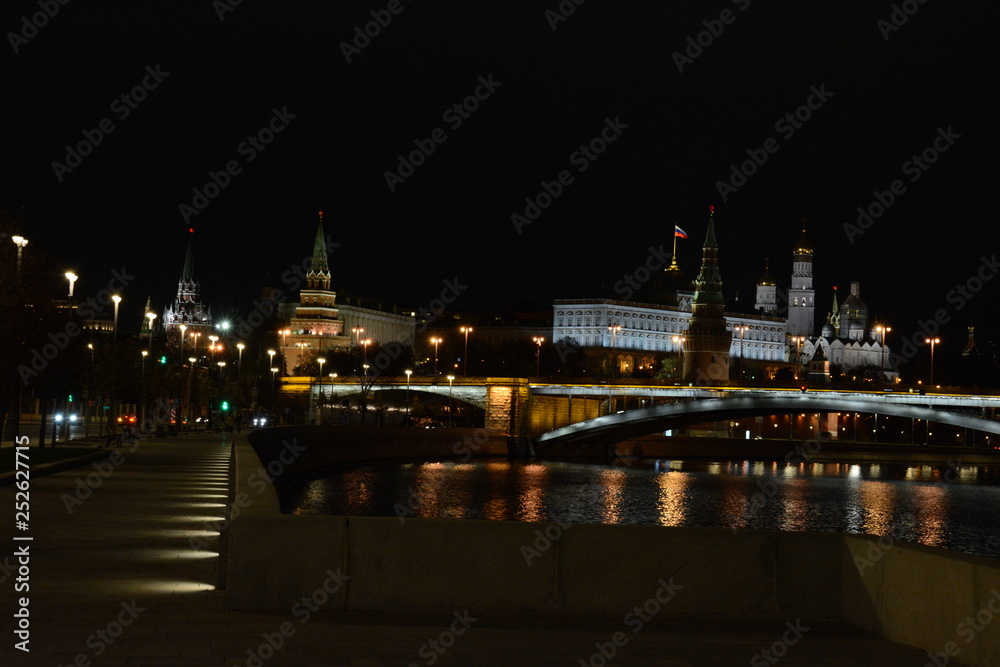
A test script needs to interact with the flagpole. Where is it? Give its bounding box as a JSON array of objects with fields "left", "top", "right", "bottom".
[{"left": 672, "top": 225, "right": 678, "bottom": 261}]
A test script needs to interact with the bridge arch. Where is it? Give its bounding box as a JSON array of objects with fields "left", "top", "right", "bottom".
[{"left": 538, "top": 395, "right": 1000, "bottom": 447}]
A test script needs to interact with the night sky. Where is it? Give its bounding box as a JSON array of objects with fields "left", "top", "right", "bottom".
[{"left": 2, "top": 1, "right": 997, "bottom": 372}]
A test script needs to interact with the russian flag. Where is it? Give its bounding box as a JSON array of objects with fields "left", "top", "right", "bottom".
[{"left": 674, "top": 225, "right": 688, "bottom": 239}]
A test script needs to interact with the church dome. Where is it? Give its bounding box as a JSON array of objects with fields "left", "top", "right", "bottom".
[
  {"left": 794, "top": 228, "right": 813, "bottom": 254},
  {"left": 757, "top": 259, "right": 776, "bottom": 286},
  {"left": 821, "top": 322, "right": 835, "bottom": 338}
]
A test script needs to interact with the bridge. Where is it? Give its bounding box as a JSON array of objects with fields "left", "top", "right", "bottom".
[{"left": 279, "top": 376, "right": 1000, "bottom": 442}]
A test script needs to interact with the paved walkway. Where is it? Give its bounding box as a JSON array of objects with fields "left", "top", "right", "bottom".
[{"left": 0, "top": 433, "right": 934, "bottom": 666}]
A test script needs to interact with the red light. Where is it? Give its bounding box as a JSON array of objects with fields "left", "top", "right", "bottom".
[
  {"left": 708, "top": 205, "right": 715, "bottom": 213},
  {"left": 188, "top": 227, "right": 194, "bottom": 234}
]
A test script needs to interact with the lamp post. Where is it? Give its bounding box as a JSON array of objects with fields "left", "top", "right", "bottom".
[
  {"left": 85, "top": 343, "right": 94, "bottom": 437},
  {"left": 236, "top": 343, "right": 245, "bottom": 378},
  {"left": 269, "top": 366, "right": 278, "bottom": 416},
  {"left": 734, "top": 325, "right": 747, "bottom": 379},
  {"left": 140, "top": 350, "right": 148, "bottom": 424},
  {"left": 608, "top": 324, "right": 622, "bottom": 377},
  {"left": 672, "top": 335, "right": 685, "bottom": 380},
  {"left": 404, "top": 369, "right": 412, "bottom": 422},
  {"left": 447, "top": 375, "right": 455, "bottom": 427},
  {"left": 317, "top": 357, "right": 326, "bottom": 425},
  {"left": 190, "top": 331, "right": 201, "bottom": 357},
  {"left": 187, "top": 357, "right": 197, "bottom": 425},
  {"left": 362, "top": 339, "right": 371, "bottom": 366},
  {"left": 925, "top": 337, "right": 941, "bottom": 386},
  {"left": 65, "top": 271, "right": 78, "bottom": 298},
  {"left": 111, "top": 295, "right": 122, "bottom": 344},
  {"left": 532, "top": 336, "right": 544, "bottom": 376},
  {"left": 792, "top": 336, "right": 806, "bottom": 379},
  {"left": 875, "top": 325, "right": 891, "bottom": 388},
  {"left": 145, "top": 312, "right": 157, "bottom": 352},
  {"left": 11, "top": 235, "right": 28, "bottom": 280},
  {"left": 267, "top": 349, "right": 276, "bottom": 377},
  {"left": 460, "top": 326, "right": 473, "bottom": 376},
  {"left": 430, "top": 337, "right": 442, "bottom": 374},
  {"left": 209, "top": 335, "right": 219, "bottom": 362},
  {"left": 179, "top": 324, "right": 187, "bottom": 361}
]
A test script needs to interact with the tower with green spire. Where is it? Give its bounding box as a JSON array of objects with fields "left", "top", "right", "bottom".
[
  {"left": 682, "top": 206, "right": 730, "bottom": 384},
  {"left": 285, "top": 211, "right": 351, "bottom": 374}
]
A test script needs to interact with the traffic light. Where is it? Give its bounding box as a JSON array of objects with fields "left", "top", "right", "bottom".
[
  {"left": 221, "top": 401, "right": 229, "bottom": 411},
  {"left": 159, "top": 355, "right": 168, "bottom": 364},
  {"left": 67, "top": 394, "right": 73, "bottom": 403}
]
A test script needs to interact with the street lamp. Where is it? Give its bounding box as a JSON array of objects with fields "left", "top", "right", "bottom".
[
  {"left": 179, "top": 324, "right": 187, "bottom": 360},
  {"left": 532, "top": 336, "right": 545, "bottom": 376},
  {"left": 111, "top": 295, "right": 122, "bottom": 344},
  {"left": 236, "top": 343, "right": 245, "bottom": 377},
  {"left": 145, "top": 312, "right": 157, "bottom": 352},
  {"left": 791, "top": 336, "right": 806, "bottom": 379},
  {"left": 317, "top": 357, "right": 326, "bottom": 424},
  {"left": 217, "top": 361, "right": 226, "bottom": 384},
  {"left": 187, "top": 357, "right": 197, "bottom": 424},
  {"left": 460, "top": 326, "right": 473, "bottom": 376},
  {"left": 65, "top": 272, "right": 78, "bottom": 298},
  {"left": 190, "top": 331, "right": 201, "bottom": 355},
  {"left": 672, "top": 335, "right": 685, "bottom": 379},
  {"left": 608, "top": 324, "right": 622, "bottom": 377},
  {"left": 875, "top": 325, "right": 891, "bottom": 387},
  {"left": 140, "top": 350, "right": 148, "bottom": 424},
  {"left": 430, "top": 337, "right": 442, "bottom": 374},
  {"left": 209, "top": 335, "right": 219, "bottom": 361},
  {"left": 11, "top": 235, "right": 28, "bottom": 279},
  {"left": 362, "top": 338, "right": 371, "bottom": 365},
  {"left": 734, "top": 326, "right": 747, "bottom": 379},
  {"left": 447, "top": 374, "right": 455, "bottom": 427},
  {"left": 925, "top": 337, "right": 941, "bottom": 386},
  {"left": 404, "top": 369, "right": 412, "bottom": 420},
  {"left": 267, "top": 349, "right": 276, "bottom": 375}
]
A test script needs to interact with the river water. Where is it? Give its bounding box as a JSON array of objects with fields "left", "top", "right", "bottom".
[{"left": 280, "top": 458, "right": 1000, "bottom": 559}]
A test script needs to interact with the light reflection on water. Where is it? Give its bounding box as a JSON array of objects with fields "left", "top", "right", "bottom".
[{"left": 280, "top": 458, "right": 1000, "bottom": 559}]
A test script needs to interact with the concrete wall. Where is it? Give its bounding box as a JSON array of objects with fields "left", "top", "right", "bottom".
[{"left": 228, "top": 433, "right": 1000, "bottom": 664}]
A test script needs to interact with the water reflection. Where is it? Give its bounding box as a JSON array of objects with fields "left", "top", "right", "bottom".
[{"left": 280, "top": 458, "right": 1000, "bottom": 559}]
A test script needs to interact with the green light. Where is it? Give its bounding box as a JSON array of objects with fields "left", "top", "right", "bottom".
[
  {"left": 221, "top": 401, "right": 229, "bottom": 411},
  {"left": 159, "top": 356, "right": 168, "bottom": 364},
  {"left": 68, "top": 394, "right": 73, "bottom": 402}
]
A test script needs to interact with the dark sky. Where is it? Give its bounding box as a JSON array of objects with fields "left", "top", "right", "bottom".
[{"left": 2, "top": 1, "right": 998, "bottom": 371}]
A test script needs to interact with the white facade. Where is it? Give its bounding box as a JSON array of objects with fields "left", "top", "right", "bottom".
[{"left": 552, "top": 299, "right": 787, "bottom": 362}]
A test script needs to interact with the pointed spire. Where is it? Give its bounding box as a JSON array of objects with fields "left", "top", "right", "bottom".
[
  {"left": 703, "top": 205, "right": 718, "bottom": 248},
  {"left": 692, "top": 205, "right": 724, "bottom": 307},
  {"left": 310, "top": 210, "right": 330, "bottom": 275},
  {"left": 963, "top": 326, "right": 979, "bottom": 357},
  {"left": 757, "top": 258, "right": 775, "bottom": 286},
  {"left": 830, "top": 285, "right": 839, "bottom": 314},
  {"left": 181, "top": 228, "right": 195, "bottom": 282},
  {"left": 795, "top": 219, "right": 813, "bottom": 254}
]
